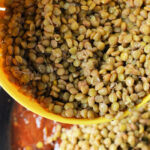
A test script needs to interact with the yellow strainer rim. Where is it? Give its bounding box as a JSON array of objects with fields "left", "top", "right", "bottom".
[
  {"left": 0, "top": 1, "right": 150, "bottom": 124},
  {"left": 0, "top": 47, "right": 150, "bottom": 125}
]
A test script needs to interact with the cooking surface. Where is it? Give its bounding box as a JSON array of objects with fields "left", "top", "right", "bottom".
[
  {"left": 0, "top": 88, "right": 72, "bottom": 150},
  {"left": 11, "top": 103, "right": 72, "bottom": 150}
]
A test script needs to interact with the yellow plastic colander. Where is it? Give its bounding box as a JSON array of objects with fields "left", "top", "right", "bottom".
[{"left": 0, "top": 1, "right": 150, "bottom": 125}]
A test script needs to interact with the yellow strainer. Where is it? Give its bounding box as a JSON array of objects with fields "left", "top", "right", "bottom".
[{"left": 0, "top": 2, "right": 150, "bottom": 125}]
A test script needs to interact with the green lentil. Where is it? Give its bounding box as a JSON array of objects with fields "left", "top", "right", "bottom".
[{"left": 1, "top": 0, "right": 150, "bottom": 119}]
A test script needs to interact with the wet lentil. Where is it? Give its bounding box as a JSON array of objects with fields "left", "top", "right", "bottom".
[{"left": 1, "top": 0, "right": 150, "bottom": 119}]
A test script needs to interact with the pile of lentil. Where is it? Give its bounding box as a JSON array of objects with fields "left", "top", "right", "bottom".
[
  {"left": 0, "top": 0, "right": 150, "bottom": 118},
  {"left": 46, "top": 103, "right": 150, "bottom": 150}
]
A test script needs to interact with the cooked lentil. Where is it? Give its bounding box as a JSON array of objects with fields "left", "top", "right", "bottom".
[
  {"left": 47, "top": 103, "right": 150, "bottom": 150},
  {"left": 0, "top": 0, "right": 150, "bottom": 119}
]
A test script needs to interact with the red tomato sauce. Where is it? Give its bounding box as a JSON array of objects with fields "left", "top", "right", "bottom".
[{"left": 11, "top": 103, "right": 72, "bottom": 150}]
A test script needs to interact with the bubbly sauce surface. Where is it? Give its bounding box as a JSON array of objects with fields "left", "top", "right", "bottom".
[{"left": 11, "top": 103, "right": 72, "bottom": 150}]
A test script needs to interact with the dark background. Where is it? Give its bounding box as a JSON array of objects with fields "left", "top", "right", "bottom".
[{"left": 0, "top": 87, "right": 13, "bottom": 150}]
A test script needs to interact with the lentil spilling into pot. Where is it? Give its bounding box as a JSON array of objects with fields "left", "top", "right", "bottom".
[
  {"left": 0, "top": 0, "right": 150, "bottom": 119},
  {"left": 49, "top": 103, "right": 150, "bottom": 150}
]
